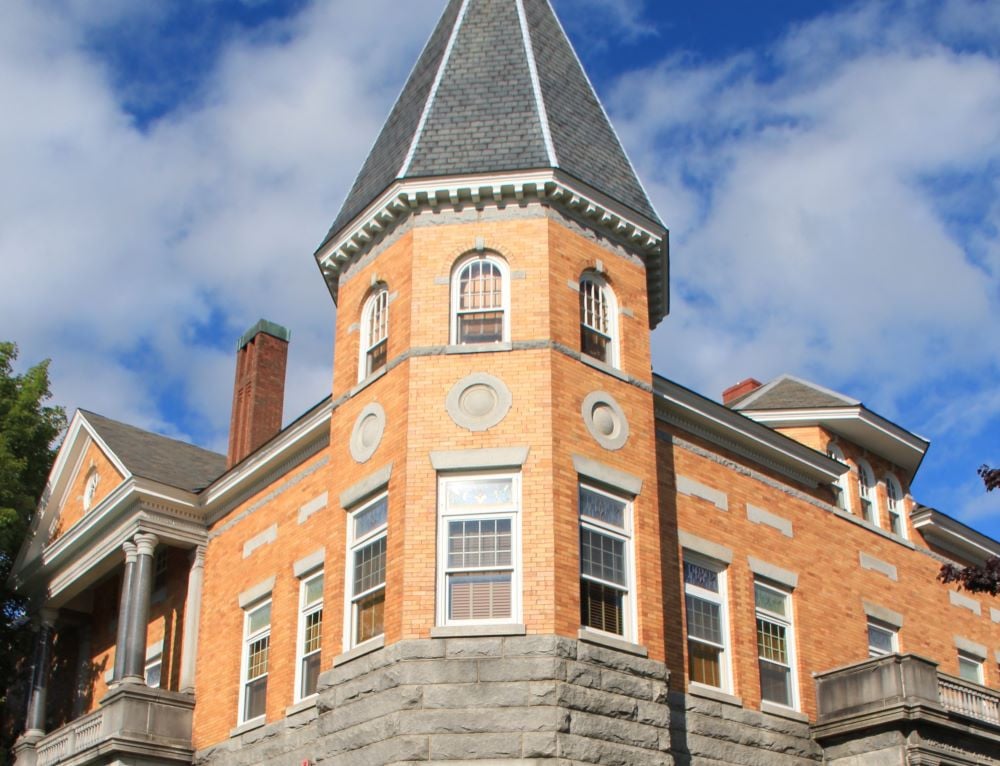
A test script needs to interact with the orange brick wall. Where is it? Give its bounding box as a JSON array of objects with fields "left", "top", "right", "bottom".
[
  {"left": 51, "top": 439, "right": 125, "bottom": 541},
  {"left": 660, "top": 421, "right": 1000, "bottom": 720}
]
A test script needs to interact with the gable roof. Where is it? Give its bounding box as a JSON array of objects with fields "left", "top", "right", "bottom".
[
  {"left": 323, "top": 0, "right": 662, "bottom": 245},
  {"left": 730, "top": 375, "right": 858, "bottom": 411},
  {"left": 80, "top": 410, "right": 226, "bottom": 493}
]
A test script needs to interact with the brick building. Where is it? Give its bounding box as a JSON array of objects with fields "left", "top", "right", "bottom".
[{"left": 8, "top": 0, "right": 1000, "bottom": 764}]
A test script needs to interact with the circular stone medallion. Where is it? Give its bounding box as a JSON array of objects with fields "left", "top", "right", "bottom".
[
  {"left": 446, "top": 373, "right": 512, "bottom": 432},
  {"left": 581, "top": 391, "right": 629, "bottom": 450},
  {"left": 350, "top": 402, "right": 387, "bottom": 463}
]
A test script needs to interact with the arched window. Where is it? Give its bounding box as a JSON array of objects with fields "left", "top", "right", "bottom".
[
  {"left": 885, "top": 474, "right": 905, "bottom": 537},
  {"left": 359, "top": 285, "right": 389, "bottom": 381},
  {"left": 451, "top": 254, "right": 508, "bottom": 345},
  {"left": 826, "top": 444, "right": 850, "bottom": 513},
  {"left": 857, "top": 460, "right": 878, "bottom": 526},
  {"left": 579, "top": 273, "right": 618, "bottom": 367}
]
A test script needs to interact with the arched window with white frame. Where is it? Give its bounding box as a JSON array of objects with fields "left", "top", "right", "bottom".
[
  {"left": 359, "top": 285, "right": 389, "bottom": 381},
  {"left": 451, "top": 253, "right": 508, "bottom": 345},
  {"left": 857, "top": 460, "right": 878, "bottom": 526},
  {"left": 826, "top": 443, "right": 850, "bottom": 513},
  {"left": 885, "top": 473, "right": 906, "bottom": 538},
  {"left": 579, "top": 272, "right": 618, "bottom": 367}
]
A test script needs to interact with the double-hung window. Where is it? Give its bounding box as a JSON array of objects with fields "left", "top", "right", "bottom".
[
  {"left": 359, "top": 287, "right": 389, "bottom": 381},
  {"left": 867, "top": 619, "right": 897, "bottom": 657},
  {"left": 958, "top": 651, "right": 985, "bottom": 684},
  {"left": 295, "top": 571, "right": 324, "bottom": 700},
  {"left": 579, "top": 274, "right": 617, "bottom": 367},
  {"left": 579, "top": 484, "right": 633, "bottom": 638},
  {"left": 683, "top": 556, "right": 730, "bottom": 690},
  {"left": 438, "top": 473, "right": 519, "bottom": 625},
  {"left": 452, "top": 255, "right": 508, "bottom": 345},
  {"left": 755, "top": 581, "right": 797, "bottom": 708},
  {"left": 857, "top": 460, "right": 878, "bottom": 525},
  {"left": 347, "top": 495, "right": 387, "bottom": 647},
  {"left": 826, "top": 443, "right": 850, "bottom": 513},
  {"left": 885, "top": 474, "right": 905, "bottom": 537},
  {"left": 240, "top": 600, "right": 271, "bottom": 723}
]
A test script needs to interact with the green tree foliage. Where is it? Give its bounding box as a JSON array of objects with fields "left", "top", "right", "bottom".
[
  {"left": 0, "top": 343, "right": 66, "bottom": 755},
  {"left": 938, "top": 465, "right": 1000, "bottom": 596}
]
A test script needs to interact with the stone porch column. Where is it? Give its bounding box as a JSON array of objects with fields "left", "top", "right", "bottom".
[
  {"left": 23, "top": 608, "right": 58, "bottom": 738},
  {"left": 121, "top": 532, "right": 158, "bottom": 683},
  {"left": 112, "top": 540, "right": 137, "bottom": 683},
  {"left": 179, "top": 545, "right": 206, "bottom": 693}
]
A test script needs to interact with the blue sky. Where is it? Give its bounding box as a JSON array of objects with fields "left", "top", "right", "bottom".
[{"left": 1, "top": 0, "right": 997, "bottom": 539}]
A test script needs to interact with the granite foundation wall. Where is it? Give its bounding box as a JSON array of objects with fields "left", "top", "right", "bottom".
[{"left": 194, "top": 636, "right": 673, "bottom": 766}]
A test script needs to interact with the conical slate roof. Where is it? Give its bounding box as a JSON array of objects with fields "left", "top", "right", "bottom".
[{"left": 323, "top": 0, "right": 662, "bottom": 244}]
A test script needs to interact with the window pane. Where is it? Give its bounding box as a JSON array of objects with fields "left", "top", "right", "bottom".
[
  {"left": 581, "top": 327, "right": 609, "bottom": 362},
  {"left": 145, "top": 661, "right": 161, "bottom": 689},
  {"left": 688, "top": 640, "right": 722, "bottom": 687},
  {"left": 458, "top": 312, "right": 503, "bottom": 344},
  {"left": 579, "top": 487, "right": 625, "bottom": 528},
  {"left": 300, "top": 652, "right": 320, "bottom": 698},
  {"left": 355, "top": 590, "right": 385, "bottom": 644},
  {"left": 889, "top": 512, "right": 902, "bottom": 536},
  {"left": 459, "top": 261, "right": 502, "bottom": 310},
  {"left": 304, "top": 574, "right": 324, "bottom": 606},
  {"left": 686, "top": 595, "right": 723, "bottom": 645},
  {"left": 244, "top": 676, "right": 267, "bottom": 720},
  {"left": 303, "top": 609, "right": 322, "bottom": 654},
  {"left": 868, "top": 624, "right": 894, "bottom": 656},
  {"left": 580, "top": 528, "right": 626, "bottom": 586},
  {"left": 354, "top": 497, "right": 388, "bottom": 539},
  {"left": 446, "top": 479, "right": 513, "bottom": 508},
  {"left": 448, "top": 519, "right": 512, "bottom": 569},
  {"left": 367, "top": 339, "right": 387, "bottom": 375},
  {"left": 247, "top": 636, "right": 270, "bottom": 680},
  {"left": 959, "top": 656, "right": 983, "bottom": 683},
  {"left": 247, "top": 603, "right": 271, "bottom": 635},
  {"left": 449, "top": 573, "right": 511, "bottom": 621},
  {"left": 353, "top": 536, "right": 387, "bottom": 595},
  {"left": 683, "top": 562, "right": 719, "bottom": 593},
  {"left": 756, "top": 618, "right": 788, "bottom": 664},
  {"left": 759, "top": 659, "right": 792, "bottom": 706},
  {"left": 580, "top": 579, "right": 623, "bottom": 635},
  {"left": 754, "top": 585, "right": 787, "bottom": 617}
]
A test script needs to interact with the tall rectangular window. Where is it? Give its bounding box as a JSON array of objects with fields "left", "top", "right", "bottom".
[
  {"left": 579, "top": 484, "right": 633, "bottom": 638},
  {"left": 683, "top": 556, "right": 730, "bottom": 691},
  {"left": 755, "top": 581, "right": 797, "bottom": 708},
  {"left": 240, "top": 600, "right": 271, "bottom": 722},
  {"left": 438, "top": 474, "right": 519, "bottom": 625},
  {"left": 295, "top": 571, "right": 324, "bottom": 700},
  {"left": 347, "top": 495, "right": 387, "bottom": 647},
  {"left": 867, "top": 620, "right": 897, "bottom": 657}
]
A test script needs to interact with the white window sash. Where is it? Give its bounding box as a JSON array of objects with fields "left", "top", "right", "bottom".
[
  {"left": 450, "top": 255, "right": 510, "bottom": 345},
  {"left": 238, "top": 600, "right": 271, "bottom": 723},
  {"left": 683, "top": 555, "right": 732, "bottom": 694},
  {"left": 754, "top": 582, "right": 798, "bottom": 710},
  {"left": 344, "top": 495, "right": 388, "bottom": 649},
  {"left": 294, "top": 572, "right": 324, "bottom": 701},
  {"left": 579, "top": 483, "right": 635, "bottom": 641}
]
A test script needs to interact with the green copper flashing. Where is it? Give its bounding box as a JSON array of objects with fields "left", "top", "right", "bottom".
[{"left": 237, "top": 319, "right": 291, "bottom": 351}]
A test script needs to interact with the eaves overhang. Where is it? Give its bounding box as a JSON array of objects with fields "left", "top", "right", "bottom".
[
  {"left": 653, "top": 376, "right": 847, "bottom": 488},
  {"left": 910, "top": 506, "right": 1000, "bottom": 565},
  {"left": 739, "top": 406, "right": 929, "bottom": 478},
  {"left": 314, "top": 169, "right": 670, "bottom": 328}
]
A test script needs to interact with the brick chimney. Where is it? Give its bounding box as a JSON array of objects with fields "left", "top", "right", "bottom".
[
  {"left": 227, "top": 320, "right": 290, "bottom": 468},
  {"left": 722, "top": 377, "right": 763, "bottom": 406}
]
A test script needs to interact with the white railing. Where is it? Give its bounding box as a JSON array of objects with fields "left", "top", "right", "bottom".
[
  {"left": 34, "top": 711, "right": 103, "bottom": 766},
  {"left": 939, "top": 673, "right": 1000, "bottom": 726}
]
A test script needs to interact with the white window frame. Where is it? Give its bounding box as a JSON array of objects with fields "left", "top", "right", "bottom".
[
  {"left": 450, "top": 253, "right": 510, "bottom": 345},
  {"left": 826, "top": 443, "right": 851, "bottom": 513},
  {"left": 294, "top": 570, "right": 324, "bottom": 702},
  {"left": 958, "top": 651, "right": 985, "bottom": 685},
  {"left": 884, "top": 473, "right": 906, "bottom": 538},
  {"left": 754, "top": 579, "right": 799, "bottom": 710},
  {"left": 344, "top": 494, "right": 388, "bottom": 650},
  {"left": 867, "top": 619, "right": 897, "bottom": 658},
  {"left": 578, "top": 273, "right": 619, "bottom": 368},
  {"left": 436, "top": 472, "right": 521, "bottom": 627},
  {"left": 358, "top": 286, "right": 389, "bottom": 382},
  {"left": 238, "top": 599, "right": 271, "bottom": 724},
  {"left": 578, "top": 482, "right": 635, "bottom": 641},
  {"left": 83, "top": 469, "right": 99, "bottom": 512},
  {"left": 857, "top": 460, "right": 879, "bottom": 526},
  {"left": 683, "top": 553, "right": 733, "bottom": 694}
]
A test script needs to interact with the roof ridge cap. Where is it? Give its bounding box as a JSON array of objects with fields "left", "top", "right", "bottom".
[
  {"left": 516, "top": 0, "right": 557, "bottom": 166},
  {"left": 399, "top": 0, "right": 472, "bottom": 178}
]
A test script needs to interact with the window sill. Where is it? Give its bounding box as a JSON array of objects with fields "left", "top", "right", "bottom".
[
  {"left": 688, "top": 684, "right": 743, "bottom": 708},
  {"left": 580, "top": 353, "right": 628, "bottom": 382},
  {"left": 284, "top": 696, "right": 317, "bottom": 718},
  {"left": 350, "top": 367, "right": 386, "bottom": 397},
  {"left": 577, "top": 628, "right": 647, "bottom": 657},
  {"left": 431, "top": 624, "right": 526, "bottom": 638},
  {"left": 333, "top": 635, "right": 385, "bottom": 667},
  {"left": 445, "top": 342, "right": 512, "bottom": 355},
  {"left": 229, "top": 716, "right": 266, "bottom": 739},
  {"left": 760, "top": 701, "right": 808, "bottom": 722}
]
